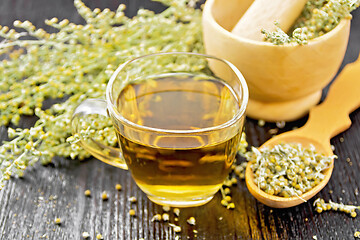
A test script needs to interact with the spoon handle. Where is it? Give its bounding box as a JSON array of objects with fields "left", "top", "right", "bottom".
[{"left": 302, "top": 54, "right": 360, "bottom": 143}]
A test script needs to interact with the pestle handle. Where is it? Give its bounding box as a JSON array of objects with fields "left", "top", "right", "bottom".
[{"left": 231, "top": 0, "right": 307, "bottom": 41}]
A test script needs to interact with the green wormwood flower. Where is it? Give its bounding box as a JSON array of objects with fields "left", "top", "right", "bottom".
[
  {"left": 0, "top": 0, "right": 206, "bottom": 189},
  {"left": 262, "top": 0, "right": 360, "bottom": 45}
]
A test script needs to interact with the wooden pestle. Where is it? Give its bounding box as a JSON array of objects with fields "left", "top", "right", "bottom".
[{"left": 231, "top": 0, "right": 308, "bottom": 41}]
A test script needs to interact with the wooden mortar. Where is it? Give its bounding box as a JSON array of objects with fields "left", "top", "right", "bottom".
[{"left": 202, "top": 0, "right": 351, "bottom": 121}]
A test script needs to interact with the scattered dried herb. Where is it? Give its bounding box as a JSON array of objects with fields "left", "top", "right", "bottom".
[
  {"left": 151, "top": 214, "right": 162, "bottom": 222},
  {"left": 129, "top": 196, "right": 137, "bottom": 203},
  {"left": 314, "top": 198, "right": 360, "bottom": 217},
  {"left": 84, "top": 189, "right": 91, "bottom": 197},
  {"left": 101, "top": 191, "right": 108, "bottom": 200},
  {"left": 54, "top": 217, "right": 61, "bottom": 225},
  {"left": 82, "top": 232, "right": 90, "bottom": 239},
  {"left": 162, "top": 205, "right": 171, "bottom": 212},
  {"left": 162, "top": 213, "right": 170, "bottom": 222},
  {"left": 187, "top": 217, "right": 196, "bottom": 225},
  {"left": 129, "top": 209, "right": 136, "bottom": 216},
  {"left": 115, "top": 184, "right": 122, "bottom": 191},
  {"left": 169, "top": 223, "right": 182, "bottom": 233}
]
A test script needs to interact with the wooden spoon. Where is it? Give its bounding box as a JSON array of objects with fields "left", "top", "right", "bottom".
[
  {"left": 231, "top": 0, "right": 307, "bottom": 41},
  {"left": 245, "top": 54, "right": 360, "bottom": 208}
]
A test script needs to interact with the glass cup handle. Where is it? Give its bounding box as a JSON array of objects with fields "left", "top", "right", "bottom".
[{"left": 71, "top": 98, "right": 128, "bottom": 170}]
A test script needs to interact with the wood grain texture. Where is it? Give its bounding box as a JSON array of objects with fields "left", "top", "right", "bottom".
[{"left": 0, "top": 1, "right": 360, "bottom": 239}]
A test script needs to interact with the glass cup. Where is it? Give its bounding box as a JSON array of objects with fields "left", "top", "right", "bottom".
[{"left": 72, "top": 52, "right": 248, "bottom": 207}]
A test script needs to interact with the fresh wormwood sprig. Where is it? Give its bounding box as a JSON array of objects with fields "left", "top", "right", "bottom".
[{"left": 0, "top": 0, "right": 204, "bottom": 189}]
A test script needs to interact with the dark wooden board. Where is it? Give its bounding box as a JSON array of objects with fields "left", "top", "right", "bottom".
[{"left": 0, "top": 1, "right": 360, "bottom": 239}]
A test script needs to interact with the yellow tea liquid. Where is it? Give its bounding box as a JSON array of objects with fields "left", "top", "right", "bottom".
[{"left": 115, "top": 74, "right": 242, "bottom": 206}]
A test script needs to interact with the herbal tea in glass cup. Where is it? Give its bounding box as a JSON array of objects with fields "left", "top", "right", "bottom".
[{"left": 72, "top": 52, "right": 248, "bottom": 207}]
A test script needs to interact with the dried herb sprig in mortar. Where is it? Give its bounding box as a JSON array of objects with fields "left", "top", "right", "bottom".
[
  {"left": 262, "top": 0, "right": 360, "bottom": 45},
  {"left": 0, "top": 0, "right": 204, "bottom": 188}
]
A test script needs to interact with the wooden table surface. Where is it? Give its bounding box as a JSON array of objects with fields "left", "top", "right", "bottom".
[{"left": 1, "top": 1, "right": 360, "bottom": 239}]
